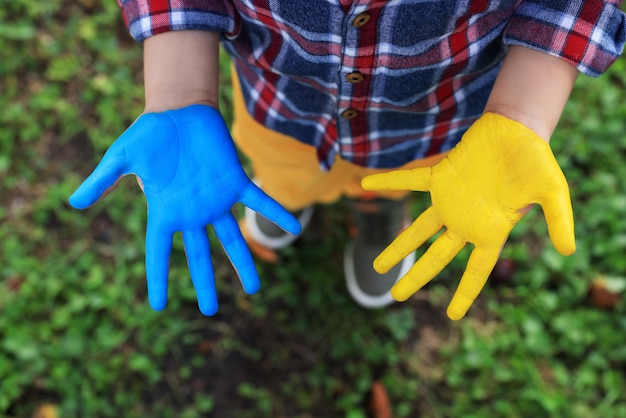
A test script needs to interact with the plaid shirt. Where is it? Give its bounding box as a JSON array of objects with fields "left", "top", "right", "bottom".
[{"left": 119, "top": 0, "right": 626, "bottom": 169}]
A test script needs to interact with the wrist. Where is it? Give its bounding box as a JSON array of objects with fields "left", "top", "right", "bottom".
[
  {"left": 143, "top": 30, "right": 220, "bottom": 114},
  {"left": 144, "top": 88, "right": 219, "bottom": 113},
  {"left": 482, "top": 104, "right": 548, "bottom": 142},
  {"left": 484, "top": 46, "right": 578, "bottom": 142}
]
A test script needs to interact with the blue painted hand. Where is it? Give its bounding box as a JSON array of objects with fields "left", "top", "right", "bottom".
[{"left": 70, "top": 105, "right": 301, "bottom": 315}]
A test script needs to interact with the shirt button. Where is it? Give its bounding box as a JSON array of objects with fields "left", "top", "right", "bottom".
[
  {"left": 352, "top": 12, "right": 371, "bottom": 28},
  {"left": 346, "top": 72, "right": 364, "bottom": 84},
  {"left": 341, "top": 108, "right": 359, "bottom": 119}
]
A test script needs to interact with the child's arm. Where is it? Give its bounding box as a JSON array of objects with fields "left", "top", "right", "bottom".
[
  {"left": 70, "top": 30, "right": 301, "bottom": 316},
  {"left": 363, "top": 46, "right": 579, "bottom": 319},
  {"left": 484, "top": 45, "right": 579, "bottom": 141}
]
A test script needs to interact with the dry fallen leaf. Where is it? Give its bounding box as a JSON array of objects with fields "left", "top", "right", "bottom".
[
  {"left": 589, "top": 276, "right": 623, "bottom": 310},
  {"left": 32, "top": 404, "right": 58, "bottom": 418},
  {"left": 369, "top": 380, "right": 393, "bottom": 418}
]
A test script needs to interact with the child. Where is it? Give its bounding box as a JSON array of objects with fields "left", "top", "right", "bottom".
[{"left": 70, "top": 1, "right": 625, "bottom": 319}]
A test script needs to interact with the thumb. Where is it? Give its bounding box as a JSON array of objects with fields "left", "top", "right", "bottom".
[
  {"left": 69, "top": 143, "right": 128, "bottom": 209},
  {"left": 539, "top": 175, "right": 576, "bottom": 256}
]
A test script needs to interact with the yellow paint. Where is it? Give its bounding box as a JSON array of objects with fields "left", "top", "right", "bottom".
[{"left": 362, "top": 113, "right": 575, "bottom": 320}]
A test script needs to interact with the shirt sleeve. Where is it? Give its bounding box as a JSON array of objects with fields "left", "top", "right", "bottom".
[
  {"left": 503, "top": 0, "right": 626, "bottom": 76},
  {"left": 117, "top": 0, "right": 237, "bottom": 43}
]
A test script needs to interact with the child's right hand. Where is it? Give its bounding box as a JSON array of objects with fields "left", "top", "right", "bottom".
[{"left": 69, "top": 104, "right": 301, "bottom": 316}]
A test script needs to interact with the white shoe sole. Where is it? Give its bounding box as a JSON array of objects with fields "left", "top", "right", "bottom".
[
  {"left": 245, "top": 205, "right": 314, "bottom": 250},
  {"left": 344, "top": 241, "right": 416, "bottom": 309}
]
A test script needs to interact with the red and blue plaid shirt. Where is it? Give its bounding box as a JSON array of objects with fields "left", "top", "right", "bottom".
[{"left": 119, "top": 0, "right": 625, "bottom": 169}]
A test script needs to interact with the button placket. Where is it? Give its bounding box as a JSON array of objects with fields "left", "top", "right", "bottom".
[{"left": 338, "top": 8, "right": 372, "bottom": 129}]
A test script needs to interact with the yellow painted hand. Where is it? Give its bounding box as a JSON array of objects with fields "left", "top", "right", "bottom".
[{"left": 362, "top": 113, "right": 576, "bottom": 320}]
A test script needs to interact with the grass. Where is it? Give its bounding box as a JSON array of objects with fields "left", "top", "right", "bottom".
[{"left": 1, "top": 2, "right": 626, "bottom": 417}]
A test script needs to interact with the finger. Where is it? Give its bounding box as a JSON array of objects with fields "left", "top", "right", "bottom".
[
  {"left": 240, "top": 182, "right": 301, "bottom": 235},
  {"left": 391, "top": 231, "right": 465, "bottom": 301},
  {"left": 182, "top": 228, "right": 219, "bottom": 316},
  {"left": 539, "top": 180, "right": 576, "bottom": 256},
  {"left": 69, "top": 143, "right": 128, "bottom": 209},
  {"left": 374, "top": 206, "right": 443, "bottom": 273},
  {"left": 361, "top": 168, "right": 431, "bottom": 192},
  {"left": 213, "top": 213, "right": 261, "bottom": 295},
  {"left": 145, "top": 220, "right": 173, "bottom": 312},
  {"left": 447, "top": 246, "right": 500, "bottom": 320}
]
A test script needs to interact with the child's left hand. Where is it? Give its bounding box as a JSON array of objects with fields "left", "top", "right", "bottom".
[{"left": 362, "top": 112, "right": 576, "bottom": 320}]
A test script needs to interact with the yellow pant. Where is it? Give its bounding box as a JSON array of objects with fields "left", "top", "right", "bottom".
[{"left": 230, "top": 69, "right": 447, "bottom": 211}]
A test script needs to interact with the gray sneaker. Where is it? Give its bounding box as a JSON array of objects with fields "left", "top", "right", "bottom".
[
  {"left": 344, "top": 198, "right": 415, "bottom": 308},
  {"left": 245, "top": 205, "right": 314, "bottom": 249}
]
